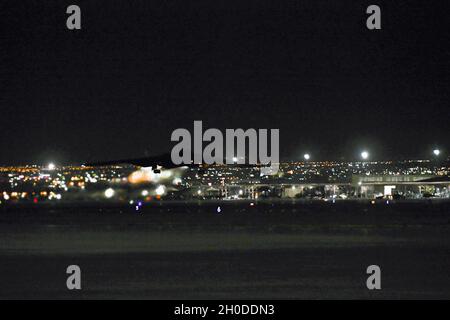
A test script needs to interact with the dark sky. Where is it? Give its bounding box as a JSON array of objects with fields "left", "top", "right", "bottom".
[{"left": 0, "top": 0, "right": 449, "bottom": 165}]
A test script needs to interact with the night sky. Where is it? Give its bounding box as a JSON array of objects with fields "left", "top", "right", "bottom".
[{"left": 0, "top": 0, "right": 449, "bottom": 165}]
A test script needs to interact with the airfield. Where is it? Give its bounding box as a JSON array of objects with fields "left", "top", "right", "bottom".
[{"left": 0, "top": 199, "right": 449, "bottom": 299}]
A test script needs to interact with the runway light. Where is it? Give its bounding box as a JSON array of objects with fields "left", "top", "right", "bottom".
[
  {"left": 104, "top": 188, "right": 115, "bottom": 198},
  {"left": 304, "top": 153, "right": 310, "bottom": 160},
  {"left": 155, "top": 185, "right": 165, "bottom": 196},
  {"left": 433, "top": 149, "right": 440, "bottom": 156},
  {"left": 361, "top": 151, "right": 369, "bottom": 160}
]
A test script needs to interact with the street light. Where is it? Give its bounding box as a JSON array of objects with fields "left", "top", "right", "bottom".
[{"left": 361, "top": 151, "right": 369, "bottom": 160}]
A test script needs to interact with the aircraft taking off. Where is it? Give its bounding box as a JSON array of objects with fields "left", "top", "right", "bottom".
[
  {"left": 85, "top": 152, "right": 268, "bottom": 186},
  {"left": 86, "top": 152, "right": 268, "bottom": 172},
  {"left": 86, "top": 152, "right": 177, "bottom": 171},
  {"left": 85, "top": 152, "right": 187, "bottom": 185}
]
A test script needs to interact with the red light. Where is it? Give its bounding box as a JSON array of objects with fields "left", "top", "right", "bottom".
[{"left": 33, "top": 198, "right": 38, "bottom": 204}]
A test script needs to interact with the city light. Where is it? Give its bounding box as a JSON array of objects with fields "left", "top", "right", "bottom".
[
  {"left": 304, "top": 153, "right": 310, "bottom": 160},
  {"left": 104, "top": 188, "right": 115, "bottom": 198},
  {"left": 1, "top": 154, "right": 449, "bottom": 204},
  {"left": 48, "top": 163, "right": 56, "bottom": 171}
]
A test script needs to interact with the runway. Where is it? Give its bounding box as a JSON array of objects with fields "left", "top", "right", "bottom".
[{"left": 1, "top": 200, "right": 449, "bottom": 299}]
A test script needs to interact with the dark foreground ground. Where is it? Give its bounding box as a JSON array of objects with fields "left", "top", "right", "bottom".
[{"left": 1, "top": 199, "right": 449, "bottom": 299}]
